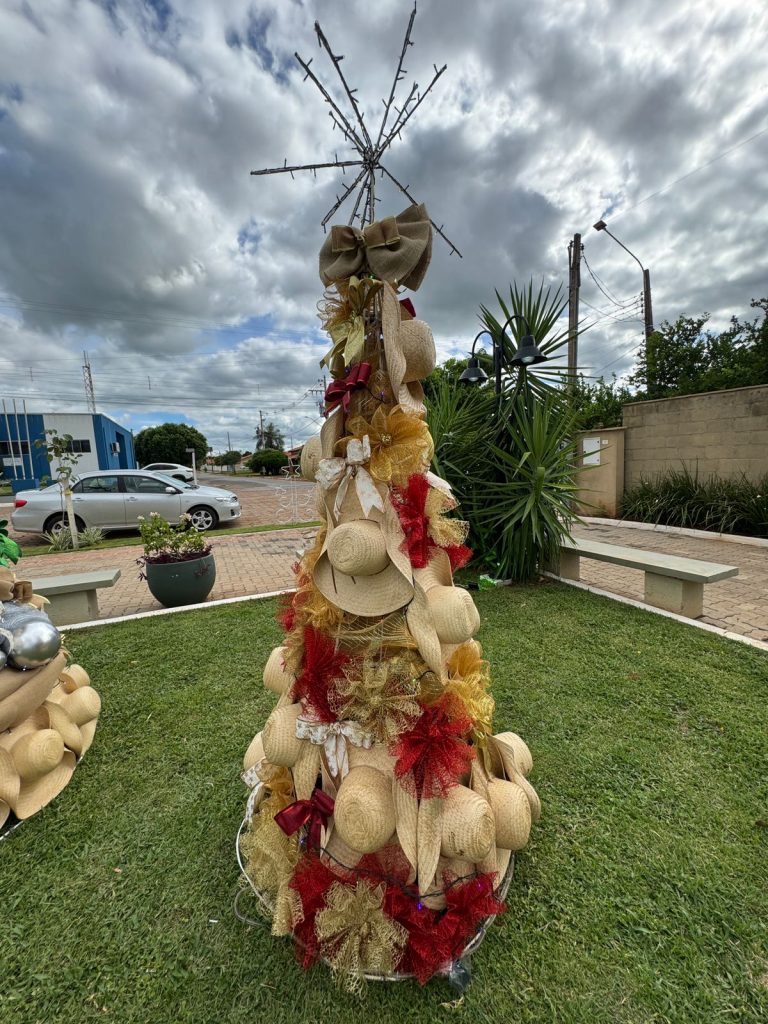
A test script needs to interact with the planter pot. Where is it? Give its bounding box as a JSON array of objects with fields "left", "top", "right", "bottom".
[{"left": 145, "top": 554, "right": 216, "bottom": 608}]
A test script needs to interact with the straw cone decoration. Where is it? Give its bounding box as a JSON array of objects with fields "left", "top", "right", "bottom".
[{"left": 239, "top": 205, "right": 540, "bottom": 989}]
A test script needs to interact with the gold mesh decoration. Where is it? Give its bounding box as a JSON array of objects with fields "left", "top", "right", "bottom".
[
  {"left": 425, "top": 486, "right": 470, "bottom": 549},
  {"left": 422, "top": 641, "right": 495, "bottom": 751},
  {"left": 240, "top": 811, "right": 301, "bottom": 936},
  {"left": 316, "top": 881, "right": 408, "bottom": 994},
  {"left": 341, "top": 405, "right": 434, "bottom": 487},
  {"left": 332, "top": 653, "right": 422, "bottom": 744},
  {"left": 332, "top": 608, "right": 418, "bottom": 657},
  {"left": 288, "top": 530, "right": 346, "bottom": 642},
  {"left": 258, "top": 763, "right": 296, "bottom": 815}
]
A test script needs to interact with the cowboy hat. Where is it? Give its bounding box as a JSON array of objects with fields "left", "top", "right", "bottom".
[
  {"left": 263, "top": 646, "right": 294, "bottom": 697},
  {"left": 333, "top": 764, "right": 396, "bottom": 854},
  {"left": 0, "top": 718, "right": 75, "bottom": 820},
  {"left": 405, "top": 552, "right": 480, "bottom": 676}
]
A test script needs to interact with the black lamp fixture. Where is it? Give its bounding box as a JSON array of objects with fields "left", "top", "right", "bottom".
[{"left": 459, "top": 315, "right": 546, "bottom": 394}]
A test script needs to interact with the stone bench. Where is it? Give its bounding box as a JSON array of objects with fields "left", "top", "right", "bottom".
[
  {"left": 28, "top": 569, "right": 122, "bottom": 626},
  {"left": 556, "top": 538, "right": 738, "bottom": 618}
]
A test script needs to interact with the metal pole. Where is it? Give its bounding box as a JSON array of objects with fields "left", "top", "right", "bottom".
[
  {"left": 2, "top": 399, "right": 19, "bottom": 480},
  {"left": 567, "top": 233, "right": 581, "bottom": 390},
  {"left": 643, "top": 268, "right": 654, "bottom": 341},
  {"left": 12, "top": 399, "right": 27, "bottom": 481},
  {"left": 22, "top": 400, "right": 33, "bottom": 481},
  {"left": 494, "top": 336, "right": 502, "bottom": 397}
]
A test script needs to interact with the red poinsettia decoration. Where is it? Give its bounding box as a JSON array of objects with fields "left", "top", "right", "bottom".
[
  {"left": 438, "top": 872, "right": 506, "bottom": 960},
  {"left": 390, "top": 698, "right": 475, "bottom": 799},
  {"left": 390, "top": 475, "right": 471, "bottom": 571},
  {"left": 290, "top": 626, "right": 349, "bottom": 722}
]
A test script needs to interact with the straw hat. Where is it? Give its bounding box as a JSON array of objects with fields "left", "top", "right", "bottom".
[
  {"left": 78, "top": 718, "right": 99, "bottom": 757},
  {"left": 48, "top": 685, "right": 101, "bottom": 727},
  {"left": 440, "top": 785, "right": 495, "bottom": 862},
  {"left": 494, "top": 731, "right": 533, "bottom": 777},
  {"left": 333, "top": 765, "right": 396, "bottom": 854},
  {"left": 321, "top": 828, "right": 362, "bottom": 872},
  {"left": 313, "top": 488, "right": 414, "bottom": 617},
  {"left": 347, "top": 742, "right": 396, "bottom": 775},
  {"left": 300, "top": 435, "right": 322, "bottom": 481},
  {"left": 393, "top": 778, "right": 418, "bottom": 873},
  {"left": 58, "top": 664, "right": 91, "bottom": 693},
  {"left": 0, "top": 652, "right": 66, "bottom": 732},
  {"left": 261, "top": 703, "right": 304, "bottom": 768},
  {"left": 485, "top": 779, "right": 532, "bottom": 851},
  {"left": 42, "top": 701, "right": 83, "bottom": 756},
  {"left": 492, "top": 734, "right": 541, "bottom": 822},
  {"left": 380, "top": 282, "right": 436, "bottom": 414},
  {"left": 0, "top": 721, "right": 75, "bottom": 819},
  {"left": 263, "top": 646, "right": 294, "bottom": 697},
  {"left": 0, "top": 747, "right": 20, "bottom": 821},
  {"left": 0, "top": 666, "right": 27, "bottom": 702},
  {"left": 420, "top": 855, "right": 475, "bottom": 910},
  {"left": 243, "top": 731, "right": 265, "bottom": 773},
  {"left": 406, "top": 552, "right": 480, "bottom": 676}
]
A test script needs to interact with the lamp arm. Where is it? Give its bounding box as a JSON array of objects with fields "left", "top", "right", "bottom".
[
  {"left": 499, "top": 313, "right": 533, "bottom": 338},
  {"left": 469, "top": 330, "right": 494, "bottom": 357},
  {"left": 602, "top": 227, "right": 645, "bottom": 273}
]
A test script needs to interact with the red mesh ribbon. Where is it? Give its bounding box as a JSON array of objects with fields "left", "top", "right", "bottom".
[
  {"left": 291, "top": 626, "right": 349, "bottom": 722},
  {"left": 390, "top": 699, "right": 475, "bottom": 799},
  {"left": 390, "top": 473, "right": 432, "bottom": 568},
  {"left": 439, "top": 873, "right": 506, "bottom": 959},
  {"left": 384, "top": 886, "right": 450, "bottom": 984},
  {"left": 324, "top": 361, "right": 371, "bottom": 414},
  {"left": 442, "top": 543, "right": 472, "bottom": 571},
  {"left": 274, "top": 790, "right": 335, "bottom": 850},
  {"left": 399, "top": 297, "right": 416, "bottom": 318},
  {"left": 288, "top": 854, "right": 344, "bottom": 968}
]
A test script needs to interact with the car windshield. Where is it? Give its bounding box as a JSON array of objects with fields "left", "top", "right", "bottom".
[{"left": 147, "top": 472, "right": 195, "bottom": 490}]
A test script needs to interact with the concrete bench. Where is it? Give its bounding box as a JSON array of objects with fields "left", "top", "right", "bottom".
[
  {"left": 28, "top": 569, "right": 121, "bottom": 626},
  {"left": 556, "top": 538, "right": 738, "bottom": 618}
]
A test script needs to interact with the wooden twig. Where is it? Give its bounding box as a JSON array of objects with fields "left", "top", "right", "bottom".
[
  {"left": 374, "top": 3, "right": 417, "bottom": 151},
  {"left": 314, "top": 21, "right": 373, "bottom": 149},
  {"left": 379, "top": 165, "right": 462, "bottom": 257}
]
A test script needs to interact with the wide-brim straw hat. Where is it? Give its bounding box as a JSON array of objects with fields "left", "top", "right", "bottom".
[
  {"left": 0, "top": 721, "right": 75, "bottom": 819},
  {"left": 405, "top": 552, "right": 480, "bottom": 676},
  {"left": 262, "top": 646, "right": 294, "bottom": 697},
  {"left": 47, "top": 685, "right": 101, "bottom": 727},
  {"left": 42, "top": 700, "right": 83, "bottom": 756},
  {"left": 380, "top": 282, "right": 436, "bottom": 415},
  {"left": 300, "top": 435, "right": 322, "bottom": 481},
  {"left": 243, "top": 731, "right": 265, "bottom": 773},
  {"left": 313, "top": 485, "right": 414, "bottom": 617},
  {"left": 0, "top": 652, "right": 66, "bottom": 733},
  {"left": 485, "top": 778, "right": 532, "bottom": 851},
  {"left": 58, "top": 664, "right": 91, "bottom": 693},
  {"left": 494, "top": 731, "right": 533, "bottom": 777},
  {"left": 333, "top": 765, "right": 396, "bottom": 854},
  {"left": 0, "top": 747, "right": 20, "bottom": 811},
  {"left": 261, "top": 702, "right": 304, "bottom": 768},
  {"left": 440, "top": 785, "right": 495, "bottom": 863},
  {"left": 78, "top": 718, "right": 99, "bottom": 757}
]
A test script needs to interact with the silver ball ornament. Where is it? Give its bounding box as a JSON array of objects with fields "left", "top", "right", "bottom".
[{"left": 8, "top": 619, "right": 62, "bottom": 669}]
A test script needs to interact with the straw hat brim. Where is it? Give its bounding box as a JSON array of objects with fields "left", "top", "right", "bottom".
[
  {"left": 381, "top": 282, "right": 436, "bottom": 402},
  {"left": 0, "top": 667, "right": 28, "bottom": 702},
  {"left": 14, "top": 749, "right": 75, "bottom": 819},
  {"left": 42, "top": 701, "right": 83, "bottom": 755},
  {"left": 0, "top": 747, "right": 19, "bottom": 807},
  {"left": 0, "top": 653, "right": 67, "bottom": 732},
  {"left": 313, "top": 491, "right": 414, "bottom": 617},
  {"left": 0, "top": 799, "right": 9, "bottom": 830},
  {"left": 78, "top": 717, "right": 98, "bottom": 757}
]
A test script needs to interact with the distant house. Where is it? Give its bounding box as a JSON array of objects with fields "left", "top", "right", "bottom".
[{"left": 0, "top": 412, "right": 136, "bottom": 487}]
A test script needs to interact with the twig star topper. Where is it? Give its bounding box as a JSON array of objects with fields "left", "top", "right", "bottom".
[{"left": 251, "top": 3, "right": 461, "bottom": 257}]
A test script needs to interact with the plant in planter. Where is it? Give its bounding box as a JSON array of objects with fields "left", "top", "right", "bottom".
[{"left": 137, "top": 513, "right": 216, "bottom": 608}]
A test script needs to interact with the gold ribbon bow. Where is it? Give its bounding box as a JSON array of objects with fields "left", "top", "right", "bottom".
[
  {"left": 318, "top": 202, "right": 433, "bottom": 291},
  {"left": 315, "top": 436, "right": 385, "bottom": 521},
  {"left": 320, "top": 276, "right": 382, "bottom": 371}
]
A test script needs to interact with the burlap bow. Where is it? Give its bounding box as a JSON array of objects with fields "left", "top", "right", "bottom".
[
  {"left": 319, "top": 203, "right": 433, "bottom": 290},
  {"left": 320, "top": 276, "right": 382, "bottom": 370},
  {"left": 295, "top": 717, "right": 373, "bottom": 781},
  {"left": 315, "top": 436, "right": 385, "bottom": 520}
]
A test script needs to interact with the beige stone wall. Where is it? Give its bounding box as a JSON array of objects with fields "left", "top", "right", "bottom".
[
  {"left": 574, "top": 428, "right": 625, "bottom": 516},
  {"left": 622, "top": 384, "right": 768, "bottom": 488}
]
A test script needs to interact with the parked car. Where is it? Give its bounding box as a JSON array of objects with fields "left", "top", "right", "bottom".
[
  {"left": 140, "top": 462, "right": 195, "bottom": 483},
  {"left": 11, "top": 470, "right": 241, "bottom": 536}
]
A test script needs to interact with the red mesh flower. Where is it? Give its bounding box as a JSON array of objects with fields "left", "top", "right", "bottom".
[
  {"left": 442, "top": 543, "right": 472, "bottom": 571},
  {"left": 290, "top": 627, "right": 349, "bottom": 722},
  {"left": 390, "top": 699, "right": 475, "bottom": 799},
  {"left": 390, "top": 473, "right": 432, "bottom": 568},
  {"left": 288, "top": 853, "right": 345, "bottom": 968},
  {"left": 384, "top": 886, "right": 452, "bottom": 984},
  {"left": 438, "top": 872, "right": 506, "bottom": 959}
]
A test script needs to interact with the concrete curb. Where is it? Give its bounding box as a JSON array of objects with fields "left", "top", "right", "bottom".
[
  {"left": 543, "top": 572, "right": 768, "bottom": 653},
  {"left": 581, "top": 516, "right": 768, "bottom": 549}
]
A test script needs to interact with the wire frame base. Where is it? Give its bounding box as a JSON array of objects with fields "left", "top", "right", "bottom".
[{"left": 235, "top": 815, "right": 514, "bottom": 985}]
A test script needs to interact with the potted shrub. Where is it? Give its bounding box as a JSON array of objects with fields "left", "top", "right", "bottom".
[{"left": 137, "top": 513, "right": 216, "bottom": 608}]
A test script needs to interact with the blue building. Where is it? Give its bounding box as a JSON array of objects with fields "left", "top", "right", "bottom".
[{"left": 0, "top": 412, "right": 136, "bottom": 490}]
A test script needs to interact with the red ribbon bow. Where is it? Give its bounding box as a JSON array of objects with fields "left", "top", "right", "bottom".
[
  {"left": 324, "top": 362, "right": 371, "bottom": 414},
  {"left": 274, "top": 789, "right": 335, "bottom": 848}
]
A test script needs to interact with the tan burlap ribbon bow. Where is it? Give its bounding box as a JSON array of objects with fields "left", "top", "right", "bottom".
[{"left": 318, "top": 203, "right": 433, "bottom": 291}]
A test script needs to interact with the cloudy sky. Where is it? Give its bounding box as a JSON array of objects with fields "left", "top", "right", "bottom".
[{"left": 1, "top": 0, "right": 767, "bottom": 453}]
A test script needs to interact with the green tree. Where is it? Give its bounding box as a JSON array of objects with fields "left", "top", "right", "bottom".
[
  {"left": 135, "top": 423, "right": 208, "bottom": 468},
  {"left": 254, "top": 421, "right": 285, "bottom": 451},
  {"left": 247, "top": 449, "right": 288, "bottom": 475},
  {"left": 215, "top": 450, "right": 242, "bottom": 471},
  {"left": 571, "top": 374, "right": 634, "bottom": 429},
  {"left": 34, "top": 429, "right": 84, "bottom": 548}
]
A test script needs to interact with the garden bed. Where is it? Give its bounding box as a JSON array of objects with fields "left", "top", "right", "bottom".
[{"left": 1, "top": 585, "right": 766, "bottom": 1023}]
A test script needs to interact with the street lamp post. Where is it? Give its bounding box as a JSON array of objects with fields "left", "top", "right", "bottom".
[
  {"left": 593, "top": 220, "right": 654, "bottom": 342},
  {"left": 459, "top": 314, "right": 547, "bottom": 394}
]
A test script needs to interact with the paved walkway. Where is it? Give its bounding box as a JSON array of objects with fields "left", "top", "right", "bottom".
[{"left": 572, "top": 521, "right": 768, "bottom": 642}]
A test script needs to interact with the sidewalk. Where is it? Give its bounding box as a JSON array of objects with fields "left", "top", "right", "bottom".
[
  {"left": 571, "top": 521, "right": 768, "bottom": 642},
  {"left": 19, "top": 528, "right": 316, "bottom": 621}
]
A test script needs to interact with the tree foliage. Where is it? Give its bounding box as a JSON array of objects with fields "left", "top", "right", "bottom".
[
  {"left": 247, "top": 449, "right": 288, "bottom": 475},
  {"left": 254, "top": 421, "right": 286, "bottom": 451},
  {"left": 135, "top": 423, "right": 209, "bottom": 467},
  {"left": 571, "top": 374, "right": 634, "bottom": 429},
  {"left": 215, "top": 450, "right": 241, "bottom": 467}
]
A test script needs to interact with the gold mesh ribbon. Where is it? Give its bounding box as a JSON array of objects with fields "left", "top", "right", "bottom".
[
  {"left": 425, "top": 486, "right": 470, "bottom": 549},
  {"left": 332, "top": 654, "right": 422, "bottom": 744},
  {"left": 240, "top": 810, "right": 301, "bottom": 936},
  {"left": 342, "top": 405, "right": 433, "bottom": 488},
  {"left": 316, "top": 881, "right": 408, "bottom": 994},
  {"left": 319, "top": 276, "right": 382, "bottom": 372}
]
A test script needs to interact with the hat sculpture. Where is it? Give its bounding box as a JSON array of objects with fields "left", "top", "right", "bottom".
[
  {"left": 0, "top": 563, "right": 101, "bottom": 833},
  {"left": 238, "top": 212, "right": 540, "bottom": 991}
]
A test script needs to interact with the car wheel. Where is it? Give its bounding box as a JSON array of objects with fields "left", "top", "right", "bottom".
[
  {"left": 187, "top": 506, "right": 218, "bottom": 531},
  {"left": 44, "top": 513, "right": 86, "bottom": 536}
]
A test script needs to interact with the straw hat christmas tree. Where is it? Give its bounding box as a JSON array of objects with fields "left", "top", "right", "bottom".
[{"left": 239, "top": 7, "right": 539, "bottom": 991}]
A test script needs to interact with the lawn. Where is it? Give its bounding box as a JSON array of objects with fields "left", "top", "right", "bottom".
[{"left": 1, "top": 584, "right": 766, "bottom": 1023}]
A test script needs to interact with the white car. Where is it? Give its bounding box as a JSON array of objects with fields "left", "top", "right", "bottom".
[
  {"left": 141, "top": 462, "right": 195, "bottom": 483},
  {"left": 12, "top": 470, "right": 241, "bottom": 535}
]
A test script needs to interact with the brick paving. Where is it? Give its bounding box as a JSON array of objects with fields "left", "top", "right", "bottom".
[{"left": 572, "top": 521, "right": 768, "bottom": 642}]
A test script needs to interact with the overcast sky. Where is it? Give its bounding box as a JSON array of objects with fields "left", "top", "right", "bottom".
[{"left": 1, "top": 0, "right": 767, "bottom": 453}]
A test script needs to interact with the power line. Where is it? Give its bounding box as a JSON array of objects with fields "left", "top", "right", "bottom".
[{"left": 581, "top": 248, "right": 632, "bottom": 308}]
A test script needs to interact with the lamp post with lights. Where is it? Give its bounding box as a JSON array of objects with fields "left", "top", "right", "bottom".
[
  {"left": 459, "top": 314, "right": 548, "bottom": 394},
  {"left": 593, "top": 220, "right": 654, "bottom": 342}
]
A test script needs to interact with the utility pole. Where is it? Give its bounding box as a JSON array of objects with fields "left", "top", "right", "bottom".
[
  {"left": 258, "top": 410, "right": 265, "bottom": 450},
  {"left": 642, "top": 268, "right": 654, "bottom": 341},
  {"left": 567, "top": 233, "right": 581, "bottom": 390},
  {"left": 82, "top": 350, "right": 96, "bottom": 414}
]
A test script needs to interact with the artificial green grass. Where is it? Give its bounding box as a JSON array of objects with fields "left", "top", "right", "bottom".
[
  {"left": 1, "top": 583, "right": 766, "bottom": 1023},
  {"left": 16, "top": 521, "right": 321, "bottom": 558}
]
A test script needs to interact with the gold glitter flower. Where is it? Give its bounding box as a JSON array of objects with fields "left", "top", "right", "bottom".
[
  {"left": 332, "top": 654, "right": 422, "bottom": 744},
  {"left": 342, "top": 405, "right": 433, "bottom": 486}
]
